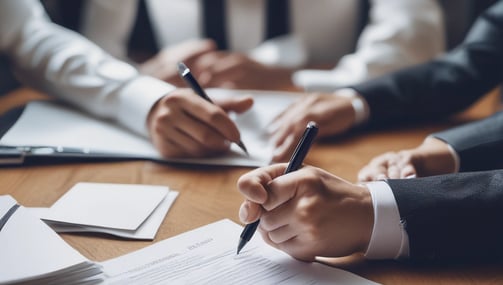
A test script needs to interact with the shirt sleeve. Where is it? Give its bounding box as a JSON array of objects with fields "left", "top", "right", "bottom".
[
  {"left": 0, "top": 0, "right": 175, "bottom": 137},
  {"left": 364, "top": 181, "right": 410, "bottom": 259},
  {"left": 292, "top": 0, "right": 445, "bottom": 92}
]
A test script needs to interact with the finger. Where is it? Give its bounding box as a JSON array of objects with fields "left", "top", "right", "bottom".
[
  {"left": 260, "top": 196, "right": 297, "bottom": 232},
  {"left": 239, "top": 200, "right": 262, "bottom": 224},
  {"left": 400, "top": 164, "right": 417, "bottom": 178},
  {"left": 387, "top": 164, "right": 401, "bottom": 179},
  {"left": 357, "top": 164, "right": 388, "bottom": 182},
  {"left": 177, "top": 94, "right": 243, "bottom": 144},
  {"left": 261, "top": 171, "right": 305, "bottom": 211},
  {"left": 265, "top": 224, "right": 296, "bottom": 244},
  {"left": 237, "top": 163, "right": 288, "bottom": 203},
  {"left": 154, "top": 123, "right": 212, "bottom": 157},
  {"left": 213, "top": 96, "right": 254, "bottom": 114},
  {"left": 172, "top": 103, "right": 232, "bottom": 151}
]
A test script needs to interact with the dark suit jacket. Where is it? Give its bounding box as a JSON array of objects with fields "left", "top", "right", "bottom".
[
  {"left": 431, "top": 111, "right": 503, "bottom": 171},
  {"left": 352, "top": 0, "right": 503, "bottom": 127},
  {"left": 388, "top": 169, "right": 503, "bottom": 261}
]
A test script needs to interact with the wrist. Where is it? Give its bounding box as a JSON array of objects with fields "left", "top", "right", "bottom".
[
  {"left": 353, "top": 184, "right": 374, "bottom": 254},
  {"left": 335, "top": 88, "right": 369, "bottom": 127},
  {"left": 414, "top": 136, "right": 458, "bottom": 176}
]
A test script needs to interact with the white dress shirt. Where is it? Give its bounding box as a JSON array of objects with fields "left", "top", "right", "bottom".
[
  {"left": 0, "top": 0, "right": 175, "bottom": 137},
  {"left": 293, "top": 0, "right": 445, "bottom": 91},
  {"left": 81, "top": 0, "right": 444, "bottom": 88},
  {"left": 364, "top": 181, "right": 410, "bottom": 259}
]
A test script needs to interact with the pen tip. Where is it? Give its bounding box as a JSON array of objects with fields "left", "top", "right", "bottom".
[
  {"left": 237, "top": 238, "right": 246, "bottom": 255},
  {"left": 237, "top": 141, "right": 249, "bottom": 156}
]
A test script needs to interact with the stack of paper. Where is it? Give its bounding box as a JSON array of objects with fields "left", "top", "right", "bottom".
[
  {"left": 30, "top": 182, "right": 178, "bottom": 240},
  {"left": 0, "top": 195, "right": 104, "bottom": 284},
  {"left": 100, "top": 219, "right": 378, "bottom": 284}
]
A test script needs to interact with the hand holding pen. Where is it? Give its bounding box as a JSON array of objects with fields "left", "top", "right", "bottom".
[
  {"left": 177, "top": 62, "right": 249, "bottom": 155},
  {"left": 237, "top": 122, "right": 319, "bottom": 254},
  {"left": 145, "top": 64, "right": 252, "bottom": 158}
]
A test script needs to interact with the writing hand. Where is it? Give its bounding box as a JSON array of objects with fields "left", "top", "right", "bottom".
[
  {"left": 147, "top": 89, "right": 253, "bottom": 158},
  {"left": 237, "top": 164, "right": 373, "bottom": 262}
]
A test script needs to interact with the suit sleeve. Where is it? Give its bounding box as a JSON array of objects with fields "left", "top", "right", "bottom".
[
  {"left": 387, "top": 170, "right": 503, "bottom": 261},
  {"left": 352, "top": 0, "right": 503, "bottom": 127},
  {"left": 431, "top": 111, "right": 503, "bottom": 172}
]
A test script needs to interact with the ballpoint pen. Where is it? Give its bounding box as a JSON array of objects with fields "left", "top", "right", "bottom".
[
  {"left": 237, "top": 121, "right": 319, "bottom": 254},
  {"left": 177, "top": 62, "right": 249, "bottom": 156}
]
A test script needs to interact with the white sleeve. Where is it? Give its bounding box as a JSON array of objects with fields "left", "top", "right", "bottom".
[
  {"left": 293, "top": 0, "right": 445, "bottom": 92},
  {"left": 0, "top": 0, "right": 175, "bottom": 137},
  {"left": 364, "top": 181, "right": 409, "bottom": 260}
]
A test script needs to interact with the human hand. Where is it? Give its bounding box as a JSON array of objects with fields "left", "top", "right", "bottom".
[
  {"left": 358, "top": 137, "right": 457, "bottom": 182},
  {"left": 237, "top": 164, "right": 373, "bottom": 261},
  {"left": 270, "top": 93, "right": 356, "bottom": 162},
  {"left": 147, "top": 88, "right": 253, "bottom": 158},
  {"left": 139, "top": 39, "right": 216, "bottom": 86},
  {"left": 190, "top": 51, "right": 294, "bottom": 90}
]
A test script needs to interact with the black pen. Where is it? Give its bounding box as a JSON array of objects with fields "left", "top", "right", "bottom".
[
  {"left": 237, "top": 121, "right": 319, "bottom": 254},
  {"left": 177, "top": 62, "right": 249, "bottom": 156}
]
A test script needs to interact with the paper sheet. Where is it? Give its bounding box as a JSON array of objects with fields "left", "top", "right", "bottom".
[
  {"left": 0, "top": 89, "right": 299, "bottom": 167},
  {"left": 101, "top": 219, "right": 378, "bottom": 285},
  {"left": 43, "top": 182, "right": 169, "bottom": 230},
  {"left": 39, "top": 191, "right": 179, "bottom": 240},
  {"left": 0, "top": 196, "right": 104, "bottom": 284}
]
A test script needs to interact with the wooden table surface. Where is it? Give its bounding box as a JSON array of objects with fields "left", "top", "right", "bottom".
[{"left": 1, "top": 88, "right": 502, "bottom": 285}]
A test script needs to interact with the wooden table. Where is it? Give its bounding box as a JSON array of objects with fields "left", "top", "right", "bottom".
[{"left": 1, "top": 88, "right": 502, "bottom": 284}]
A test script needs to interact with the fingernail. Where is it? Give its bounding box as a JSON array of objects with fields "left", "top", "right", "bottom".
[{"left": 405, "top": 174, "right": 417, "bottom": 179}]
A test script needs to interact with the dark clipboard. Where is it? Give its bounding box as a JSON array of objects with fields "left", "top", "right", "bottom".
[{"left": 0, "top": 105, "right": 140, "bottom": 167}]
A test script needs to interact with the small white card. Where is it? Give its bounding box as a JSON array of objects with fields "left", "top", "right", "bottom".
[
  {"left": 45, "top": 182, "right": 169, "bottom": 230},
  {"left": 29, "top": 182, "right": 177, "bottom": 240}
]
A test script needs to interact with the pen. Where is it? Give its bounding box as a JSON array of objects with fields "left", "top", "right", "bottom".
[
  {"left": 177, "top": 62, "right": 249, "bottom": 156},
  {"left": 237, "top": 121, "right": 319, "bottom": 254},
  {"left": 0, "top": 203, "right": 20, "bottom": 232}
]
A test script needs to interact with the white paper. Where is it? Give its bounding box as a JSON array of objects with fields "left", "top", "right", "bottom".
[
  {"left": 36, "top": 191, "right": 179, "bottom": 240},
  {"left": 101, "top": 219, "right": 378, "bottom": 285},
  {"left": 0, "top": 89, "right": 299, "bottom": 167},
  {"left": 42, "top": 183, "right": 169, "bottom": 230},
  {"left": 0, "top": 195, "right": 103, "bottom": 284}
]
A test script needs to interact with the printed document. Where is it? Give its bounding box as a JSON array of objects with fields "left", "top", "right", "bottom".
[{"left": 100, "top": 219, "right": 378, "bottom": 284}]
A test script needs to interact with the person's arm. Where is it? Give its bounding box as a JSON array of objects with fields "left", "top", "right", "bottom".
[
  {"left": 388, "top": 169, "right": 503, "bottom": 261},
  {"left": 238, "top": 164, "right": 503, "bottom": 262},
  {"left": 0, "top": 0, "right": 174, "bottom": 137},
  {"left": 352, "top": 1, "right": 503, "bottom": 126},
  {"left": 432, "top": 111, "right": 503, "bottom": 172},
  {"left": 0, "top": 0, "right": 253, "bottom": 159},
  {"left": 292, "top": 0, "right": 444, "bottom": 92}
]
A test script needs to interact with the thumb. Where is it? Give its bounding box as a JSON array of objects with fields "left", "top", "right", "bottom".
[{"left": 215, "top": 96, "right": 254, "bottom": 114}]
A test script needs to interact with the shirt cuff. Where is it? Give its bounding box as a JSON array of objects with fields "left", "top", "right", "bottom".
[
  {"left": 335, "top": 88, "right": 369, "bottom": 127},
  {"left": 117, "top": 76, "right": 175, "bottom": 137},
  {"left": 364, "top": 181, "right": 409, "bottom": 259}
]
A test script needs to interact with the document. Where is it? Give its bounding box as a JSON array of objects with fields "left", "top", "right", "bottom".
[
  {"left": 0, "top": 89, "right": 299, "bottom": 167},
  {"left": 29, "top": 183, "right": 178, "bottom": 240},
  {"left": 100, "top": 219, "right": 378, "bottom": 284},
  {"left": 0, "top": 195, "right": 104, "bottom": 285}
]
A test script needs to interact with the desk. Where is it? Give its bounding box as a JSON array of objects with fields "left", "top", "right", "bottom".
[{"left": 1, "top": 88, "right": 502, "bottom": 284}]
